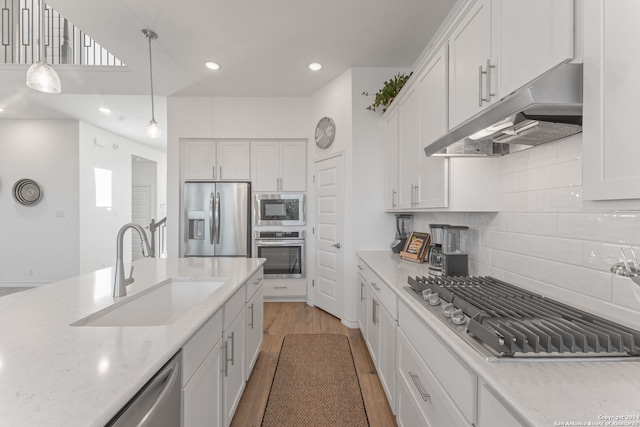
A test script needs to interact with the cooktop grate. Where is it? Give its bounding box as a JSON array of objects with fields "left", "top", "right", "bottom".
[{"left": 407, "top": 276, "right": 640, "bottom": 357}]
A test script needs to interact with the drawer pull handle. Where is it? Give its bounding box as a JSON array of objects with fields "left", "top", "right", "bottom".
[
  {"left": 371, "top": 282, "right": 380, "bottom": 291},
  {"left": 409, "top": 371, "right": 430, "bottom": 401},
  {"left": 274, "top": 286, "right": 287, "bottom": 289}
]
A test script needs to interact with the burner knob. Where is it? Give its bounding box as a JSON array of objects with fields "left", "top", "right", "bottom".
[
  {"left": 451, "top": 309, "right": 466, "bottom": 325},
  {"left": 442, "top": 303, "right": 455, "bottom": 318},
  {"left": 428, "top": 292, "right": 441, "bottom": 306},
  {"left": 421, "top": 289, "right": 432, "bottom": 301}
]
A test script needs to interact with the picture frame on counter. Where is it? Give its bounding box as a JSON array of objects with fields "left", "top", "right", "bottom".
[{"left": 400, "top": 232, "right": 430, "bottom": 263}]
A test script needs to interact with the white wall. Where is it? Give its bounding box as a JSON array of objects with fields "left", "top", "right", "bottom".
[
  {"left": 166, "top": 96, "right": 310, "bottom": 257},
  {"left": 78, "top": 122, "right": 167, "bottom": 273},
  {"left": 0, "top": 120, "right": 80, "bottom": 285},
  {"left": 412, "top": 133, "right": 640, "bottom": 329}
]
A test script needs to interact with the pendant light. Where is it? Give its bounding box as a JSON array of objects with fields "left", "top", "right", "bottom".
[
  {"left": 142, "top": 29, "right": 161, "bottom": 139},
  {"left": 26, "top": 0, "right": 61, "bottom": 93}
]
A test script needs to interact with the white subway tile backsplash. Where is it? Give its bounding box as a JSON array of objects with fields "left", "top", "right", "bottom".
[
  {"left": 480, "top": 230, "right": 519, "bottom": 252},
  {"left": 536, "top": 260, "right": 612, "bottom": 301},
  {"left": 556, "top": 133, "right": 582, "bottom": 163},
  {"left": 558, "top": 212, "right": 640, "bottom": 244},
  {"left": 492, "top": 249, "right": 537, "bottom": 278},
  {"left": 503, "top": 213, "right": 557, "bottom": 236},
  {"left": 519, "top": 235, "right": 582, "bottom": 265},
  {"left": 518, "top": 159, "right": 581, "bottom": 192},
  {"left": 500, "top": 191, "right": 537, "bottom": 212},
  {"left": 582, "top": 242, "right": 628, "bottom": 272},
  {"left": 411, "top": 136, "right": 640, "bottom": 321},
  {"left": 536, "top": 187, "right": 583, "bottom": 212},
  {"left": 611, "top": 275, "right": 640, "bottom": 313}
]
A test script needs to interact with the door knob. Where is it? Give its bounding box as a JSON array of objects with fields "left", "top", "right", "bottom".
[{"left": 332, "top": 243, "right": 341, "bottom": 249}]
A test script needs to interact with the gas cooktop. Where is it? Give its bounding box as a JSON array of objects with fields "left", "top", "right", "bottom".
[{"left": 406, "top": 275, "right": 640, "bottom": 362}]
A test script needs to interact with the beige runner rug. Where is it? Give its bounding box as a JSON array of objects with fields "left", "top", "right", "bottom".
[{"left": 261, "top": 334, "right": 369, "bottom": 427}]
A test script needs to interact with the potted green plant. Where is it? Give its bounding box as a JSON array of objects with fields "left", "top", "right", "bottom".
[{"left": 362, "top": 72, "right": 413, "bottom": 113}]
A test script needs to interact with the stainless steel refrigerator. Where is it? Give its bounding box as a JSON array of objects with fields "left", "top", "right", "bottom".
[{"left": 182, "top": 182, "right": 251, "bottom": 257}]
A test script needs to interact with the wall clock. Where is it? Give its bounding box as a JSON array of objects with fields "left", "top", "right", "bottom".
[{"left": 315, "top": 117, "right": 336, "bottom": 149}]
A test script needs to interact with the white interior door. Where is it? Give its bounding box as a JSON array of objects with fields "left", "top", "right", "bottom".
[
  {"left": 313, "top": 153, "right": 344, "bottom": 319},
  {"left": 132, "top": 186, "right": 152, "bottom": 260}
]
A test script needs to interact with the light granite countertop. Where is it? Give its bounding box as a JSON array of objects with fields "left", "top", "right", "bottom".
[
  {"left": 357, "top": 251, "right": 640, "bottom": 427},
  {"left": 0, "top": 257, "right": 264, "bottom": 427}
]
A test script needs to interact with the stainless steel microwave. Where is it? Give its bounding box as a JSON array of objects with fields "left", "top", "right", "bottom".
[{"left": 254, "top": 194, "right": 305, "bottom": 226}]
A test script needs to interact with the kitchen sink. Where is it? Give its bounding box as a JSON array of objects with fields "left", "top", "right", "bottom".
[{"left": 71, "top": 278, "right": 226, "bottom": 327}]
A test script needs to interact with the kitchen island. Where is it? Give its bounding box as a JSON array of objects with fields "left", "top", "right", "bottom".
[
  {"left": 0, "top": 257, "right": 264, "bottom": 426},
  {"left": 357, "top": 251, "right": 640, "bottom": 427}
]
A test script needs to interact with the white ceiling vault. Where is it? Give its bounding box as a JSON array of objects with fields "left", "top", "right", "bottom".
[{"left": 0, "top": 0, "right": 457, "bottom": 150}]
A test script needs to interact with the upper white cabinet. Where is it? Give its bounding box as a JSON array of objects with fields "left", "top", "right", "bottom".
[
  {"left": 252, "top": 140, "right": 306, "bottom": 192},
  {"left": 182, "top": 139, "right": 251, "bottom": 181},
  {"left": 448, "top": 0, "right": 574, "bottom": 129},
  {"left": 583, "top": 0, "right": 640, "bottom": 200},
  {"left": 383, "top": 109, "right": 399, "bottom": 210},
  {"left": 448, "top": 0, "right": 492, "bottom": 129},
  {"left": 398, "top": 85, "right": 420, "bottom": 209},
  {"left": 491, "top": 0, "right": 574, "bottom": 100}
]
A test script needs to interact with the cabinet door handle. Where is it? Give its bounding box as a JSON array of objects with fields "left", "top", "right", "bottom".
[
  {"left": 227, "top": 332, "right": 235, "bottom": 366},
  {"left": 392, "top": 190, "right": 397, "bottom": 208},
  {"left": 372, "top": 299, "right": 378, "bottom": 325},
  {"left": 486, "top": 59, "right": 496, "bottom": 100},
  {"left": 360, "top": 281, "right": 365, "bottom": 302},
  {"left": 478, "top": 64, "right": 484, "bottom": 106},
  {"left": 409, "top": 371, "right": 430, "bottom": 401},
  {"left": 414, "top": 184, "right": 419, "bottom": 206},
  {"left": 222, "top": 343, "right": 229, "bottom": 377},
  {"left": 249, "top": 303, "right": 255, "bottom": 329},
  {"left": 219, "top": 165, "right": 222, "bottom": 180}
]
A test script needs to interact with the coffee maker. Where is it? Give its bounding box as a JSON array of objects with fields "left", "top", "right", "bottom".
[
  {"left": 428, "top": 224, "right": 469, "bottom": 276},
  {"left": 427, "top": 224, "right": 447, "bottom": 275},
  {"left": 442, "top": 225, "right": 469, "bottom": 276},
  {"left": 391, "top": 214, "right": 413, "bottom": 253}
]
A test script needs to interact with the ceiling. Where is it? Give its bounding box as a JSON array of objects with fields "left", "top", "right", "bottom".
[{"left": 0, "top": 0, "right": 458, "bottom": 151}]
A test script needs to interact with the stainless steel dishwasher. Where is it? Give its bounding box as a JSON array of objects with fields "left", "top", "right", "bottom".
[{"left": 106, "top": 351, "right": 182, "bottom": 427}]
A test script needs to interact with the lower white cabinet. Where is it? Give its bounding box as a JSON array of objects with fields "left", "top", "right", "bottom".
[
  {"left": 223, "top": 292, "right": 247, "bottom": 427},
  {"left": 263, "top": 279, "right": 307, "bottom": 299},
  {"left": 183, "top": 339, "right": 223, "bottom": 427},
  {"left": 246, "top": 285, "right": 264, "bottom": 378},
  {"left": 357, "top": 271, "right": 367, "bottom": 334},
  {"left": 365, "top": 273, "right": 397, "bottom": 414}
]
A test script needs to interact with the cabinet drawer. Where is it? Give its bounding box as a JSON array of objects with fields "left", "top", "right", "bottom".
[
  {"left": 224, "top": 284, "right": 246, "bottom": 330},
  {"left": 356, "top": 258, "right": 368, "bottom": 282},
  {"left": 368, "top": 271, "right": 397, "bottom": 320},
  {"left": 398, "top": 329, "right": 469, "bottom": 427},
  {"left": 398, "top": 300, "right": 476, "bottom": 423},
  {"left": 182, "top": 308, "right": 223, "bottom": 387},
  {"left": 245, "top": 268, "right": 264, "bottom": 302},
  {"left": 263, "top": 280, "right": 307, "bottom": 298}
]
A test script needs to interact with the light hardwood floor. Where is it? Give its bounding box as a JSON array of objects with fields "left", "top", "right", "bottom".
[{"left": 231, "top": 302, "right": 397, "bottom": 427}]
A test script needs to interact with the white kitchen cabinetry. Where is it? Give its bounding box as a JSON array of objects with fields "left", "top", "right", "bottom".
[
  {"left": 245, "top": 283, "right": 264, "bottom": 378},
  {"left": 222, "top": 286, "right": 247, "bottom": 427},
  {"left": 182, "top": 139, "right": 251, "bottom": 181},
  {"left": 251, "top": 140, "right": 306, "bottom": 192},
  {"left": 583, "top": 0, "right": 640, "bottom": 200},
  {"left": 182, "top": 309, "right": 224, "bottom": 427},
  {"left": 448, "top": 0, "right": 573, "bottom": 129},
  {"left": 383, "top": 109, "right": 400, "bottom": 210},
  {"left": 477, "top": 381, "right": 524, "bottom": 427},
  {"left": 366, "top": 271, "right": 397, "bottom": 413},
  {"left": 357, "top": 262, "right": 368, "bottom": 334},
  {"left": 398, "top": 300, "right": 477, "bottom": 425},
  {"left": 397, "top": 85, "right": 419, "bottom": 210},
  {"left": 448, "top": 0, "right": 492, "bottom": 129}
]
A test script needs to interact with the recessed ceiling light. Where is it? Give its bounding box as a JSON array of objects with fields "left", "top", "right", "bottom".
[
  {"left": 98, "top": 107, "right": 111, "bottom": 114},
  {"left": 205, "top": 62, "right": 220, "bottom": 70},
  {"left": 309, "top": 62, "right": 322, "bottom": 71}
]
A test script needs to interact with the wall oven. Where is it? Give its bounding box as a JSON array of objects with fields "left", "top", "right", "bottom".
[
  {"left": 254, "top": 194, "right": 305, "bottom": 226},
  {"left": 254, "top": 231, "right": 305, "bottom": 279}
]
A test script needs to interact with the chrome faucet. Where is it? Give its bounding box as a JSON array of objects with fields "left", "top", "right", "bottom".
[{"left": 113, "top": 223, "right": 152, "bottom": 297}]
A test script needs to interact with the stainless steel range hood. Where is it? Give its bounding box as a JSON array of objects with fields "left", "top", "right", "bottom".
[{"left": 424, "top": 63, "right": 583, "bottom": 157}]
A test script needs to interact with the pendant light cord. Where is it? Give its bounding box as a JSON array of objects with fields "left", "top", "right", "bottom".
[{"left": 146, "top": 32, "right": 156, "bottom": 121}]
